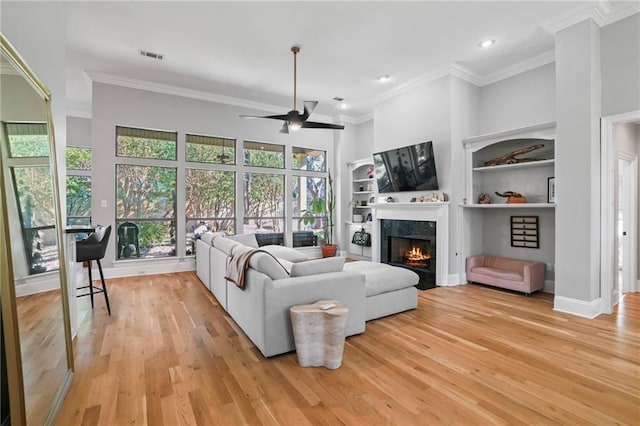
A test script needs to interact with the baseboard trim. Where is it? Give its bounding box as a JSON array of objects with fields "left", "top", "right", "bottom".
[
  {"left": 15, "top": 272, "right": 61, "bottom": 297},
  {"left": 104, "top": 257, "right": 196, "bottom": 279},
  {"left": 439, "top": 273, "right": 465, "bottom": 286},
  {"left": 553, "top": 295, "right": 601, "bottom": 318}
]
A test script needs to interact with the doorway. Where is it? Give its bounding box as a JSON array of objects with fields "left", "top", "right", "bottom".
[
  {"left": 600, "top": 111, "right": 640, "bottom": 315},
  {"left": 617, "top": 154, "right": 638, "bottom": 302}
]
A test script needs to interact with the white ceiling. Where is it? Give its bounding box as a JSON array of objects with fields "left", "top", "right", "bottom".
[{"left": 65, "top": 1, "right": 637, "bottom": 121}]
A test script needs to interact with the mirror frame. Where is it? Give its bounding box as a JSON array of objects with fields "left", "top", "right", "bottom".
[{"left": 0, "top": 33, "right": 74, "bottom": 425}]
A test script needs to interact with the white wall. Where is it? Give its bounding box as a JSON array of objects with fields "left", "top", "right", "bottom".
[
  {"left": 555, "top": 19, "right": 602, "bottom": 303},
  {"left": 67, "top": 116, "right": 91, "bottom": 148},
  {"left": 374, "top": 76, "right": 452, "bottom": 199},
  {"left": 477, "top": 63, "right": 556, "bottom": 135},
  {"left": 91, "top": 82, "right": 334, "bottom": 274},
  {"left": 601, "top": 13, "right": 640, "bottom": 116},
  {"left": 1, "top": 1, "right": 68, "bottom": 221}
]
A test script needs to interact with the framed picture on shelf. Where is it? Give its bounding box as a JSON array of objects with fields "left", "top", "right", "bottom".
[{"left": 547, "top": 177, "right": 555, "bottom": 203}]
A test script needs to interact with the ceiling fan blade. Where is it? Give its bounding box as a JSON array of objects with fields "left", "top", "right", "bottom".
[
  {"left": 279, "top": 122, "right": 289, "bottom": 134},
  {"left": 301, "top": 121, "right": 345, "bottom": 130},
  {"left": 303, "top": 101, "right": 318, "bottom": 117},
  {"left": 240, "top": 114, "right": 290, "bottom": 121}
]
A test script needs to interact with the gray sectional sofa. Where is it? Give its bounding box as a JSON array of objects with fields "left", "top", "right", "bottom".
[{"left": 196, "top": 232, "right": 418, "bottom": 357}]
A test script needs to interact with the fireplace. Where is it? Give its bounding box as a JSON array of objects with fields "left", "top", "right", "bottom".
[{"left": 381, "top": 219, "right": 436, "bottom": 289}]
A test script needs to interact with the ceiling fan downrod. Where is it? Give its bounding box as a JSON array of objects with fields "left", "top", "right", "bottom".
[{"left": 291, "top": 46, "right": 299, "bottom": 111}]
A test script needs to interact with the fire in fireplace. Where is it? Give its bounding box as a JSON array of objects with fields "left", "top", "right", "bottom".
[
  {"left": 380, "top": 219, "right": 437, "bottom": 290},
  {"left": 390, "top": 236, "right": 433, "bottom": 270}
]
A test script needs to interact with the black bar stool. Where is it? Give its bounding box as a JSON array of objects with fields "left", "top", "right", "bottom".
[{"left": 76, "top": 225, "right": 112, "bottom": 315}]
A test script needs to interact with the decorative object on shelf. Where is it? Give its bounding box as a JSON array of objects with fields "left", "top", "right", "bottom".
[
  {"left": 361, "top": 200, "right": 367, "bottom": 206},
  {"left": 386, "top": 196, "right": 394, "bottom": 203},
  {"left": 359, "top": 185, "right": 364, "bottom": 191},
  {"left": 478, "top": 193, "right": 491, "bottom": 204},
  {"left": 366, "top": 213, "right": 372, "bottom": 222},
  {"left": 352, "top": 214, "right": 363, "bottom": 223},
  {"left": 511, "top": 216, "right": 539, "bottom": 248},
  {"left": 547, "top": 177, "right": 555, "bottom": 203},
  {"left": 365, "top": 165, "right": 374, "bottom": 178},
  {"left": 495, "top": 191, "right": 526, "bottom": 204},
  {"left": 351, "top": 228, "right": 372, "bottom": 247},
  {"left": 416, "top": 191, "right": 447, "bottom": 202},
  {"left": 484, "top": 144, "right": 545, "bottom": 166},
  {"left": 369, "top": 196, "right": 375, "bottom": 204}
]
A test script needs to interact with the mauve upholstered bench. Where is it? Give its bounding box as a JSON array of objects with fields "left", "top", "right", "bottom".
[{"left": 466, "top": 255, "right": 545, "bottom": 295}]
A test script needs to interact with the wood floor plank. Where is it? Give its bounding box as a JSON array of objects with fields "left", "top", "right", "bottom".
[{"left": 54, "top": 272, "right": 640, "bottom": 425}]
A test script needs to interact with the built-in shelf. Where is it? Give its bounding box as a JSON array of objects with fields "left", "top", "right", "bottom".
[
  {"left": 473, "top": 158, "right": 555, "bottom": 172},
  {"left": 353, "top": 177, "right": 375, "bottom": 183},
  {"left": 353, "top": 191, "right": 374, "bottom": 195},
  {"left": 461, "top": 203, "right": 555, "bottom": 209},
  {"left": 353, "top": 206, "right": 372, "bottom": 209}
]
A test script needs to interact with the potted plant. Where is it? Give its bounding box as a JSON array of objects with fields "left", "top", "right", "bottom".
[
  {"left": 320, "top": 170, "right": 337, "bottom": 257},
  {"left": 299, "top": 170, "right": 337, "bottom": 257}
]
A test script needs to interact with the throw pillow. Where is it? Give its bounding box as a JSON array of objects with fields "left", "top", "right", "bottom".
[
  {"left": 227, "top": 233, "right": 259, "bottom": 248},
  {"left": 248, "top": 252, "right": 289, "bottom": 280},
  {"left": 260, "top": 245, "right": 308, "bottom": 263},
  {"left": 214, "top": 236, "right": 240, "bottom": 256},
  {"left": 200, "top": 231, "right": 224, "bottom": 245},
  {"left": 290, "top": 257, "right": 345, "bottom": 277}
]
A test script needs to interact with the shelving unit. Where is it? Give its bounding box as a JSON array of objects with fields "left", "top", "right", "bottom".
[
  {"left": 460, "top": 122, "right": 557, "bottom": 292},
  {"left": 346, "top": 158, "right": 376, "bottom": 260}
]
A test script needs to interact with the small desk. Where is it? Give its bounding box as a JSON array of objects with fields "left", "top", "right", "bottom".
[{"left": 290, "top": 300, "right": 349, "bottom": 369}]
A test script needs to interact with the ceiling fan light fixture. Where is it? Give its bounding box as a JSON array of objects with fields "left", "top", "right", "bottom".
[
  {"left": 288, "top": 121, "right": 302, "bottom": 131},
  {"left": 479, "top": 39, "right": 495, "bottom": 48}
]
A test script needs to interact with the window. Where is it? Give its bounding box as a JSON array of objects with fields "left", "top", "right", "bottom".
[
  {"left": 243, "top": 172, "right": 284, "bottom": 236},
  {"left": 185, "top": 168, "right": 235, "bottom": 255},
  {"left": 116, "top": 164, "right": 177, "bottom": 258},
  {"left": 116, "top": 126, "right": 177, "bottom": 160},
  {"left": 292, "top": 176, "right": 325, "bottom": 247},
  {"left": 186, "top": 133, "right": 235, "bottom": 164},
  {"left": 243, "top": 141, "right": 284, "bottom": 168},
  {"left": 5, "top": 122, "right": 50, "bottom": 158},
  {"left": 292, "top": 147, "right": 326, "bottom": 172},
  {"left": 66, "top": 147, "right": 92, "bottom": 226},
  {"left": 3, "top": 122, "right": 58, "bottom": 274}
]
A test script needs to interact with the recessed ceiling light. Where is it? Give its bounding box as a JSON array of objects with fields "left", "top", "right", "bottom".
[
  {"left": 377, "top": 75, "right": 391, "bottom": 83},
  {"left": 479, "top": 39, "right": 495, "bottom": 48},
  {"left": 339, "top": 103, "right": 349, "bottom": 110}
]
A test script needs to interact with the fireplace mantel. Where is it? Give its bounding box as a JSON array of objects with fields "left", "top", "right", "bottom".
[{"left": 371, "top": 202, "right": 449, "bottom": 286}]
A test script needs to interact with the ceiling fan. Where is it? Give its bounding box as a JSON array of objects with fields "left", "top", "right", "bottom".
[{"left": 240, "top": 46, "right": 345, "bottom": 134}]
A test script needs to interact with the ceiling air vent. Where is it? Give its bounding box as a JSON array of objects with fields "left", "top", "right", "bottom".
[{"left": 138, "top": 49, "right": 164, "bottom": 61}]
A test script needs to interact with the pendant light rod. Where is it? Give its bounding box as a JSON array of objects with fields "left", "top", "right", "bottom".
[{"left": 291, "top": 46, "right": 300, "bottom": 111}]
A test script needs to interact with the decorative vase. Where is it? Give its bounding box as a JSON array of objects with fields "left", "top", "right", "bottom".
[
  {"left": 507, "top": 196, "right": 527, "bottom": 204},
  {"left": 321, "top": 245, "right": 338, "bottom": 258}
]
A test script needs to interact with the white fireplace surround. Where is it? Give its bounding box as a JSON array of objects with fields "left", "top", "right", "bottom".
[{"left": 371, "top": 202, "right": 449, "bottom": 286}]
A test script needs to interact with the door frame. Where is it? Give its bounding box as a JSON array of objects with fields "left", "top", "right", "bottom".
[
  {"left": 617, "top": 152, "right": 638, "bottom": 296},
  {"left": 600, "top": 110, "right": 640, "bottom": 314}
]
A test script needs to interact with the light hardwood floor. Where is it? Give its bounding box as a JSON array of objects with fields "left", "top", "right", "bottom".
[{"left": 55, "top": 272, "right": 640, "bottom": 425}]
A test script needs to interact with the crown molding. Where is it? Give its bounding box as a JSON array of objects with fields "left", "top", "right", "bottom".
[
  {"left": 85, "top": 71, "right": 334, "bottom": 123},
  {"left": 339, "top": 112, "right": 373, "bottom": 125},
  {"left": 539, "top": 0, "right": 639, "bottom": 33},
  {"left": 479, "top": 50, "right": 555, "bottom": 86}
]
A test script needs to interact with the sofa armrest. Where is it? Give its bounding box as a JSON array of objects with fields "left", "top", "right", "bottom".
[
  {"left": 523, "top": 262, "right": 546, "bottom": 293},
  {"left": 466, "top": 255, "right": 485, "bottom": 273}
]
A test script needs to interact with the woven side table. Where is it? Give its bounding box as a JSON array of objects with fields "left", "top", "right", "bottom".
[{"left": 290, "top": 300, "right": 349, "bottom": 369}]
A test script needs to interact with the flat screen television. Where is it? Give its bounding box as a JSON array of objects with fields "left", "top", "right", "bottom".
[{"left": 373, "top": 141, "right": 439, "bottom": 193}]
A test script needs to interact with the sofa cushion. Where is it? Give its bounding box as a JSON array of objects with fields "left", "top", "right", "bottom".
[
  {"left": 214, "top": 237, "right": 241, "bottom": 256},
  {"left": 260, "top": 245, "right": 308, "bottom": 263},
  {"left": 200, "top": 231, "right": 224, "bottom": 245},
  {"left": 290, "top": 257, "right": 345, "bottom": 277},
  {"left": 248, "top": 252, "right": 290, "bottom": 280},
  {"left": 227, "top": 233, "right": 259, "bottom": 248},
  {"left": 472, "top": 266, "right": 523, "bottom": 282},
  {"left": 344, "top": 261, "right": 419, "bottom": 296}
]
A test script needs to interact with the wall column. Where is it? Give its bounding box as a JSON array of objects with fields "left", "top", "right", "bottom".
[{"left": 554, "top": 19, "right": 602, "bottom": 315}]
